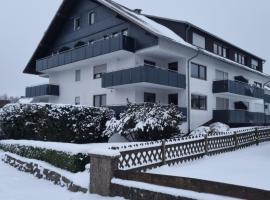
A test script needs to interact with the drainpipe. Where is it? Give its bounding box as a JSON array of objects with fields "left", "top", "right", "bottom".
[
  {"left": 187, "top": 50, "right": 200, "bottom": 133},
  {"left": 263, "top": 80, "right": 270, "bottom": 125}
]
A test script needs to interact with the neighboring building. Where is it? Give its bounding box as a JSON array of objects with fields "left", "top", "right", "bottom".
[
  {"left": 0, "top": 100, "right": 10, "bottom": 108},
  {"left": 23, "top": 0, "right": 270, "bottom": 132}
]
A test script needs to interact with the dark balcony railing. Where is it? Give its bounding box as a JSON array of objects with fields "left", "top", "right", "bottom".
[
  {"left": 102, "top": 66, "right": 186, "bottom": 89},
  {"left": 265, "top": 115, "right": 270, "bottom": 124},
  {"left": 36, "top": 35, "right": 136, "bottom": 72},
  {"left": 264, "top": 93, "right": 270, "bottom": 103},
  {"left": 25, "top": 84, "right": 59, "bottom": 98},
  {"left": 213, "top": 110, "right": 265, "bottom": 125},
  {"left": 213, "top": 80, "right": 264, "bottom": 99}
]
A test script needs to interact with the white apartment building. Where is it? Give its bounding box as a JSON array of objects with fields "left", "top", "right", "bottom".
[{"left": 24, "top": 0, "right": 270, "bottom": 132}]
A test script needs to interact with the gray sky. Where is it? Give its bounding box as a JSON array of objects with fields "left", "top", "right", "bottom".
[{"left": 0, "top": 0, "right": 269, "bottom": 97}]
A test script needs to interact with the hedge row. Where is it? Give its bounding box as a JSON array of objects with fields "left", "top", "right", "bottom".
[
  {"left": 0, "top": 104, "right": 114, "bottom": 144},
  {"left": 0, "top": 143, "right": 89, "bottom": 173}
]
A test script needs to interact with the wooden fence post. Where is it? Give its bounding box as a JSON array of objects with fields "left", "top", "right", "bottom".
[
  {"left": 234, "top": 131, "right": 238, "bottom": 149},
  {"left": 204, "top": 135, "right": 208, "bottom": 155},
  {"left": 255, "top": 128, "right": 259, "bottom": 146},
  {"left": 161, "top": 140, "right": 166, "bottom": 165}
]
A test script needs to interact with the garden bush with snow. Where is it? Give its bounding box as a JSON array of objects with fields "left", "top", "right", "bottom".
[
  {"left": 0, "top": 103, "right": 114, "bottom": 143},
  {"left": 104, "top": 103, "right": 184, "bottom": 142}
]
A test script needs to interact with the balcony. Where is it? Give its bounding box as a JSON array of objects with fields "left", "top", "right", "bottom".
[
  {"left": 26, "top": 84, "right": 59, "bottom": 98},
  {"left": 265, "top": 115, "right": 270, "bottom": 124},
  {"left": 213, "top": 80, "right": 264, "bottom": 99},
  {"left": 264, "top": 90, "right": 270, "bottom": 103},
  {"left": 213, "top": 110, "right": 265, "bottom": 125},
  {"left": 102, "top": 66, "right": 186, "bottom": 89},
  {"left": 36, "top": 35, "right": 136, "bottom": 72}
]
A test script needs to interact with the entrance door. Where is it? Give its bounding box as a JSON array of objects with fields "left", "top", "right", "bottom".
[{"left": 168, "top": 94, "right": 178, "bottom": 105}]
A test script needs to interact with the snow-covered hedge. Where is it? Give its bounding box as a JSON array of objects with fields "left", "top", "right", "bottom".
[
  {"left": 104, "top": 103, "right": 184, "bottom": 141},
  {"left": 0, "top": 104, "right": 114, "bottom": 143},
  {"left": 0, "top": 143, "right": 88, "bottom": 172}
]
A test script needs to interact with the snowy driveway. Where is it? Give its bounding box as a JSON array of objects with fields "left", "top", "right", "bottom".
[
  {"left": 0, "top": 159, "right": 124, "bottom": 200},
  {"left": 149, "top": 142, "right": 270, "bottom": 190}
]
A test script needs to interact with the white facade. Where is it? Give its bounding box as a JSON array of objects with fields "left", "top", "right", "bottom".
[{"left": 29, "top": 36, "right": 270, "bottom": 133}]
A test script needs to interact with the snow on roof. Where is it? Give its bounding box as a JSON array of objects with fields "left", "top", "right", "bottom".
[
  {"left": 99, "top": 0, "right": 270, "bottom": 78},
  {"left": 98, "top": 0, "right": 191, "bottom": 46}
]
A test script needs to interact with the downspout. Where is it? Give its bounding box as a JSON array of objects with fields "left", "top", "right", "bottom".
[{"left": 187, "top": 50, "right": 200, "bottom": 133}]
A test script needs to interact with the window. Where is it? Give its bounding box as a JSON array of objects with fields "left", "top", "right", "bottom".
[
  {"left": 191, "top": 95, "right": 207, "bottom": 110},
  {"left": 251, "top": 59, "right": 258, "bottom": 70},
  {"left": 234, "top": 52, "right": 245, "bottom": 65},
  {"left": 191, "top": 63, "right": 207, "bottom": 80},
  {"left": 216, "top": 97, "right": 229, "bottom": 110},
  {"left": 93, "top": 64, "right": 107, "bottom": 79},
  {"left": 192, "top": 33, "right": 205, "bottom": 49},
  {"left": 74, "top": 17, "right": 81, "bottom": 30},
  {"left": 168, "top": 62, "right": 178, "bottom": 71},
  {"left": 75, "top": 97, "right": 80, "bottom": 105},
  {"left": 254, "top": 81, "right": 262, "bottom": 88},
  {"left": 168, "top": 94, "right": 178, "bottom": 105},
  {"left": 144, "top": 60, "right": 156, "bottom": 67},
  {"left": 88, "top": 12, "right": 95, "bottom": 25},
  {"left": 144, "top": 93, "right": 156, "bottom": 103},
  {"left": 215, "top": 70, "right": 228, "bottom": 81},
  {"left": 122, "top": 29, "right": 128, "bottom": 36},
  {"left": 213, "top": 43, "right": 228, "bottom": 58},
  {"left": 94, "top": 95, "right": 107, "bottom": 107},
  {"left": 75, "top": 70, "right": 81, "bottom": 82}
]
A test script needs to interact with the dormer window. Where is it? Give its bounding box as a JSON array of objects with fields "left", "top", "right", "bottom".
[
  {"left": 234, "top": 52, "right": 245, "bottom": 65},
  {"left": 251, "top": 59, "right": 258, "bottom": 70},
  {"left": 88, "top": 12, "right": 95, "bottom": 25},
  {"left": 213, "top": 43, "right": 228, "bottom": 58},
  {"left": 192, "top": 32, "right": 205, "bottom": 49},
  {"left": 74, "top": 17, "right": 81, "bottom": 30}
]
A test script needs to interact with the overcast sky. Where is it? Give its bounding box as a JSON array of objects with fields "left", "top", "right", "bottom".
[{"left": 0, "top": 0, "right": 269, "bottom": 97}]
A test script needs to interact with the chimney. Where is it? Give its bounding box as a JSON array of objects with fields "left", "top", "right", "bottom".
[{"left": 134, "top": 9, "right": 142, "bottom": 14}]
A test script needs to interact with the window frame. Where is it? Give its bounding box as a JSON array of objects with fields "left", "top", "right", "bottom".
[
  {"left": 191, "top": 63, "right": 207, "bottom": 80},
  {"left": 93, "top": 64, "right": 107, "bottom": 79},
  {"left": 234, "top": 52, "right": 246, "bottom": 65},
  {"left": 75, "top": 97, "right": 80, "bottom": 105},
  {"left": 144, "top": 92, "right": 156, "bottom": 103},
  {"left": 75, "top": 70, "right": 81, "bottom": 82},
  {"left": 213, "top": 42, "right": 228, "bottom": 58},
  {"left": 88, "top": 12, "right": 95, "bottom": 25},
  {"left": 192, "top": 32, "right": 206, "bottom": 49},
  {"left": 215, "top": 69, "right": 228, "bottom": 81},
  {"left": 93, "top": 94, "right": 107, "bottom": 107},
  {"left": 74, "top": 17, "right": 81, "bottom": 31},
  {"left": 191, "top": 94, "right": 207, "bottom": 111},
  {"left": 251, "top": 59, "right": 259, "bottom": 70}
]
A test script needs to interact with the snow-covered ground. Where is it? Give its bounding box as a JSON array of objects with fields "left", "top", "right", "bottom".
[
  {"left": 149, "top": 142, "right": 270, "bottom": 190},
  {"left": 0, "top": 153, "right": 124, "bottom": 200}
]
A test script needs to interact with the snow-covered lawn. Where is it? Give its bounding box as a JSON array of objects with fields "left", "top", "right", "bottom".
[
  {"left": 149, "top": 142, "right": 270, "bottom": 190},
  {"left": 0, "top": 153, "right": 124, "bottom": 200}
]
